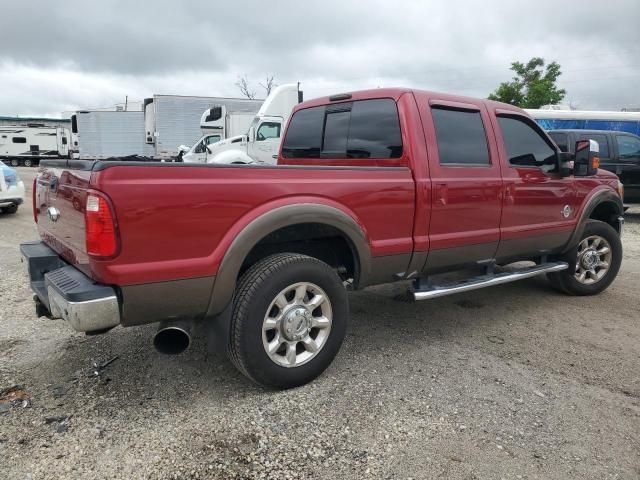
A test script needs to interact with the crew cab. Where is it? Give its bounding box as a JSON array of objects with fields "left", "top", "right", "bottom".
[
  {"left": 21, "top": 88, "right": 624, "bottom": 388},
  {"left": 547, "top": 129, "right": 640, "bottom": 202}
]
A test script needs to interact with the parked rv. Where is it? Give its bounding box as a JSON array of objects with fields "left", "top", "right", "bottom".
[
  {"left": 527, "top": 108, "right": 640, "bottom": 136},
  {"left": 187, "top": 84, "right": 302, "bottom": 165},
  {"left": 0, "top": 125, "right": 70, "bottom": 167},
  {"left": 144, "top": 95, "right": 262, "bottom": 160},
  {"left": 75, "top": 111, "right": 154, "bottom": 159}
]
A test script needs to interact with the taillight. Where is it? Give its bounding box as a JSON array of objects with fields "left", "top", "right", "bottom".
[
  {"left": 85, "top": 191, "right": 119, "bottom": 258},
  {"left": 32, "top": 177, "right": 38, "bottom": 223}
]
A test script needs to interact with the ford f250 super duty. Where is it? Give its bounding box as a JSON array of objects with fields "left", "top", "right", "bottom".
[{"left": 21, "top": 88, "right": 625, "bottom": 389}]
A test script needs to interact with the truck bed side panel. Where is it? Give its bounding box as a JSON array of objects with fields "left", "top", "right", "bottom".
[{"left": 88, "top": 164, "right": 416, "bottom": 286}]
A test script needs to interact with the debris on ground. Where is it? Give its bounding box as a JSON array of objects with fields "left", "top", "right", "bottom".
[{"left": 0, "top": 385, "right": 32, "bottom": 409}]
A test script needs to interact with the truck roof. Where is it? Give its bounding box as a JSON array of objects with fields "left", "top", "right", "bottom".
[{"left": 294, "top": 87, "right": 523, "bottom": 115}]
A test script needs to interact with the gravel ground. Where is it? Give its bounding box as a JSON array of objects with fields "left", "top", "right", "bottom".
[{"left": 1, "top": 167, "right": 639, "bottom": 479}]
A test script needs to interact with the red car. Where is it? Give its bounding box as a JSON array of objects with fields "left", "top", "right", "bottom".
[{"left": 21, "top": 88, "right": 624, "bottom": 388}]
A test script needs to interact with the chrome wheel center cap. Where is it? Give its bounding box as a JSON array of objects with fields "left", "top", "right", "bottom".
[
  {"left": 581, "top": 250, "right": 598, "bottom": 269},
  {"left": 282, "top": 307, "right": 311, "bottom": 341}
]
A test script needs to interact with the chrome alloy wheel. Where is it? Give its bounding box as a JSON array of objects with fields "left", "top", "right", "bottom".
[
  {"left": 574, "top": 235, "right": 612, "bottom": 285},
  {"left": 262, "top": 282, "right": 332, "bottom": 368}
]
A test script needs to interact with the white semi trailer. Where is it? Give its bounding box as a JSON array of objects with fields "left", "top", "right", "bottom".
[
  {"left": 184, "top": 83, "right": 302, "bottom": 165},
  {"left": 75, "top": 111, "right": 154, "bottom": 159},
  {"left": 0, "top": 125, "right": 70, "bottom": 167},
  {"left": 144, "top": 95, "right": 262, "bottom": 160}
]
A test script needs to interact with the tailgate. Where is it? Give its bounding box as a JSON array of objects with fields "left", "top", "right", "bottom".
[{"left": 35, "top": 162, "right": 92, "bottom": 273}]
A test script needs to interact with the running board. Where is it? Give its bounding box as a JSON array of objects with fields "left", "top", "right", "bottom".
[{"left": 412, "top": 262, "right": 569, "bottom": 301}]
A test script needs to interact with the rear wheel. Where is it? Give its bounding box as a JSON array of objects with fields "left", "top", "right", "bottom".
[
  {"left": 10, "top": 158, "right": 20, "bottom": 167},
  {"left": 547, "top": 220, "right": 622, "bottom": 295},
  {"left": 2, "top": 205, "right": 18, "bottom": 214},
  {"left": 23, "top": 159, "right": 33, "bottom": 167},
  {"left": 229, "top": 253, "right": 348, "bottom": 388}
]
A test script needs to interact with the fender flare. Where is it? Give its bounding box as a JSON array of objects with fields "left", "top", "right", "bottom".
[
  {"left": 562, "top": 188, "right": 623, "bottom": 253},
  {"left": 205, "top": 203, "right": 371, "bottom": 317}
]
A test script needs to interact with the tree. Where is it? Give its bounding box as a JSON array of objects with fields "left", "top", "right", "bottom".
[
  {"left": 488, "top": 57, "right": 566, "bottom": 109},
  {"left": 235, "top": 75, "right": 277, "bottom": 99},
  {"left": 259, "top": 75, "right": 276, "bottom": 96},
  {"left": 235, "top": 75, "right": 256, "bottom": 100}
]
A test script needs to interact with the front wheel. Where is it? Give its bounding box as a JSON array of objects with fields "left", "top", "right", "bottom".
[
  {"left": 547, "top": 220, "right": 622, "bottom": 296},
  {"left": 229, "top": 253, "right": 349, "bottom": 388},
  {"left": 10, "top": 158, "right": 20, "bottom": 167}
]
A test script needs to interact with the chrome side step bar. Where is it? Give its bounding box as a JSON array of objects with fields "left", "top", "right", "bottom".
[{"left": 413, "top": 261, "right": 569, "bottom": 301}]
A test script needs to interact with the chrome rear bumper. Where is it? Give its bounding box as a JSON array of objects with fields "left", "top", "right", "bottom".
[{"left": 20, "top": 241, "right": 121, "bottom": 333}]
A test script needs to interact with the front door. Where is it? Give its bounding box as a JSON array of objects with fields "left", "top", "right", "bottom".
[
  {"left": 419, "top": 98, "right": 503, "bottom": 272},
  {"left": 491, "top": 112, "right": 577, "bottom": 259},
  {"left": 248, "top": 121, "right": 281, "bottom": 164}
]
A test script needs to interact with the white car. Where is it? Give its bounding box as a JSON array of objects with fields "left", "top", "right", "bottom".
[{"left": 0, "top": 161, "right": 25, "bottom": 214}]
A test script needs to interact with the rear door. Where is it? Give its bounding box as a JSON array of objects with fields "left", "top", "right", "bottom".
[
  {"left": 416, "top": 96, "right": 503, "bottom": 271},
  {"left": 613, "top": 133, "right": 640, "bottom": 190},
  {"left": 491, "top": 112, "right": 577, "bottom": 259}
]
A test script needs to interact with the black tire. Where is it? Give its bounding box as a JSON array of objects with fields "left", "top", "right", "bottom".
[
  {"left": 229, "top": 253, "right": 349, "bottom": 389},
  {"left": 547, "top": 220, "right": 622, "bottom": 296},
  {"left": 2, "top": 204, "right": 18, "bottom": 214},
  {"left": 10, "top": 158, "right": 20, "bottom": 167},
  {"left": 23, "top": 159, "right": 33, "bottom": 167}
]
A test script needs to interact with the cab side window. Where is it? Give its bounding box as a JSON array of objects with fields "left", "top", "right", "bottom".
[
  {"left": 204, "top": 135, "right": 221, "bottom": 145},
  {"left": 498, "top": 116, "right": 556, "bottom": 169},
  {"left": 282, "top": 99, "right": 403, "bottom": 159},
  {"left": 256, "top": 122, "right": 281, "bottom": 141},
  {"left": 431, "top": 107, "right": 490, "bottom": 165},
  {"left": 616, "top": 134, "right": 640, "bottom": 158}
]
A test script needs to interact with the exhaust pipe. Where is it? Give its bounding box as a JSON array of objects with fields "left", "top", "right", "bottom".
[{"left": 153, "top": 319, "right": 193, "bottom": 355}]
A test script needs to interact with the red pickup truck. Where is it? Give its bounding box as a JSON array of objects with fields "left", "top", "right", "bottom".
[{"left": 22, "top": 88, "right": 625, "bottom": 388}]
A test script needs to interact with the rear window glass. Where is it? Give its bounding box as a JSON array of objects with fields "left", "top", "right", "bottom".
[
  {"left": 12, "top": 137, "right": 27, "bottom": 143},
  {"left": 282, "top": 98, "right": 402, "bottom": 159},
  {"left": 431, "top": 107, "right": 490, "bottom": 165}
]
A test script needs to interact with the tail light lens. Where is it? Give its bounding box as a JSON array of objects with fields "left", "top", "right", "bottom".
[{"left": 85, "top": 191, "right": 119, "bottom": 258}]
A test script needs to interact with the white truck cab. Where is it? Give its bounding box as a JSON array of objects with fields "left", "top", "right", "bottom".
[
  {"left": 182, "top": 106, "right": 255, "bottom": 163},
  {"left": 197, "top": 83, "right": 302, "bottom": 165}
]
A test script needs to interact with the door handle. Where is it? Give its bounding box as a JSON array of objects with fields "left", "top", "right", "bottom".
[{"left": 436, "top": 183, "right": 447, "bottom": 206}]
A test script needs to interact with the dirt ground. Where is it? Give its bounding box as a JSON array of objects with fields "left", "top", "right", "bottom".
[{"left": 1, "top": 167, "right": 639, "bottom": 479}]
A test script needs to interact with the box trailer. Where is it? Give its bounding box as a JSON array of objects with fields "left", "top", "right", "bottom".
[
  {"left": 76, "top": 111, "right": 154, "bottom": 159},
  {"left": 0, "top": 125, "right": 70, "bottom": 167},
  {"left": 144, "top": 95, "right": 262, "bottom": 160}
]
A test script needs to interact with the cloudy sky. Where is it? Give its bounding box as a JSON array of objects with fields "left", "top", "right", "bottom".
[{"left": 0, "top": 0, "right": 638, "bottom": 117}]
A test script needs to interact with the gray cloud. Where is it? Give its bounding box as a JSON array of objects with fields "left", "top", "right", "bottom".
[{"left": 1, "top": 0, "right": 638, "bottom": 116}]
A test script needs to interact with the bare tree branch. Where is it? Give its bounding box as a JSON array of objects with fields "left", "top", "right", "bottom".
[
  {"left": 259, "top": 75, "right": 277, "bottom": 96},
  {"left": 235, "top": 75, "right": 256, "bottom": 99}
]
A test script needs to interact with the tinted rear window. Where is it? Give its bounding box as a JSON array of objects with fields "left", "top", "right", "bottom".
[
  {"left": 282, "top": 98, "right": 402, "bottom": 159},
  {"left": 431, "top": 107, "right": 490, "bottom": 165}
]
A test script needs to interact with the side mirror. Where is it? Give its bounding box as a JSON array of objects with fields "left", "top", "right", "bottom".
[
  {"left": 574, "top": 139, "right": 600, "bottom": 176},
  {"left": 205, "top": 145, "right": 212, "bottom": 155},
  {"left": 557, "top": 151, "right": 573, "bottom": 177}
]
